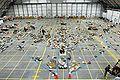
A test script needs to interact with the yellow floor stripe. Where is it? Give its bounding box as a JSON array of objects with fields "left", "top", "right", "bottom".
[
  {"left": 95, "top": 37, "right": 118, "bottom": 61},
  {"left": 33, "top": 47, "right": 46, "bottom": 80},
  {"left": 32, "top": 76, "right": 39, "bottom": 78},
  {"left": 20, "top": 49, "right": 37, "bottom": 80},
  {"left": 82, "top": 21, "right": 119, "bottom": 62},
  {"left": 84, "top": 41, "right": 104, "bottom": 74}
]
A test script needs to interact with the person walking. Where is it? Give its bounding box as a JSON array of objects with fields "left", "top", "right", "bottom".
[{"left": 104, "top": 65, "right": 111, "bottom": 77}]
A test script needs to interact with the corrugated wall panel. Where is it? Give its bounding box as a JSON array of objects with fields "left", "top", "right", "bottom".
[
  {"left": 38, "top": 5, "right": 42, "bottom": 16},
  {"left": 67, "top": 4, "right": 72, "bottom": 16},
  {"left": 102, "top": 10, "right": 120, "bottom": 24},
  {"left": 7, "top": 3, "right": 102, "bottom": 17}
]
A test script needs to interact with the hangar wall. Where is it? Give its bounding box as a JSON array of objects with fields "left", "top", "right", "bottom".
[
  {"left": 102, "top": 10, "right": 120, "bottom": 24},
  {"left": 6, "top": 3, "right": 102, "bottom": 17}
]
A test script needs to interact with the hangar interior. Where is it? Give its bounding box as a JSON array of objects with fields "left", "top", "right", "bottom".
[{"left": 0, "top": 0, "right": 120, "bottom": 80}]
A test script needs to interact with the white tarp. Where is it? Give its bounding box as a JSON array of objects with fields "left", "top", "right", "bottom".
[{"left": 0, "top": 18, "right": 3, "bottom": 25}]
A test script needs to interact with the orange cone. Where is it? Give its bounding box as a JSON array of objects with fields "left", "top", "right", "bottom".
[
  {"left": 55, "top": 75, "right": 59, "bottom": 79},
  {"left": 87, "top": 59, "right": 91, "bottom": 64},
  {"left": 68, "top": 74, "right": 72, "bottom": 79}
]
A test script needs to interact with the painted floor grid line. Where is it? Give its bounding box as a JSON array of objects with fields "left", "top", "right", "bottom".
[
  {"left": 0, "top": 18, "right": 119, "bottom": 80},
  {"left": 20, "top": 49, "right": 37, "bottom": 80}
]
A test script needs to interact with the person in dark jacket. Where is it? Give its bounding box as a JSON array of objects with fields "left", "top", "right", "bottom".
[
  {"left": 104, "top": 65, "right": 111, "bottom": 77},
  {"left": 60, "top": 47, "right": 65, "bottom": 54},
  {"left": 111, "top": 59, "right": 120, "bottom": 76},
  {"left": 42, "top": 29, "right": 46, "bottom": 35}
]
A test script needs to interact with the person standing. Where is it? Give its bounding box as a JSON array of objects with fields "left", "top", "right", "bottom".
[
  {"left": 104, "top": 65, "right": 111, "bottom": 77},
  {"left": 42, "top": 29, "right": 46, "bottom": 35}
]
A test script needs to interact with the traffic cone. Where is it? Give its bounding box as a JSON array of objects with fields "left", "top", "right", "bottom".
[
  {"left": 55, "top": 75, "right": 58, "bottom": 79},
  {"left": 74, "top": 67, "right": 76, "bottom": 70},
  {"left": 87, "top": 59, "right": 91, "bottom": 64},
  {"left": 68, "top": 74, "right": 72, "bottom": 79}
]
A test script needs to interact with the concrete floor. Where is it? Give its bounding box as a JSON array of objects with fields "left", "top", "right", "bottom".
[{"left": 0, "top": 18, "right": 120, "bottom": 80}]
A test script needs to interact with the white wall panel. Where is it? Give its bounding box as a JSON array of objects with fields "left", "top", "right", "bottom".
[
  {"left": 27, "top": 5, "right": 32, "bottom": 16},
  {"left": 62, "top": 4, "right": 67, "bottom": 16},
  {"left": 38, "top": 5, "right": 42, "bottom": 16},
  {"left": 72, "top": 4, "right": 76, "bottom": 16},
  {"left": 67, "top": 4, "right": 71, "bottom": 16},
  {"left": 91, "top": 4, "right": 96, "bottom": 17},
  {"left": 42, "top": 4, "right": 46, "bottom": 16},
  {"left": 77, "top": 4, "right": 82, "bottom": 16},
  {"left": 82, "top": 4, "right": 87, "bottom": 16},
  {"left": 23, "top": 5, "right": 28, "bottom": 16},
  {"left": 18, "top": 5, "right": 23, "bottom": 16},
  {"left": 102, "top": 12, "right": 107, "bottom": 18},
  {"left": 9, "top": 3, "right": 102, "bottom": 17},
  {"left": 102, "top": 10, "right": 120, "bottom": 24},
  {"left": 14, "top": 5, "right": 19, "bottom": 16},
  {"left": 107, "top": 10, "right": 112, "bottom": 20},
  {"left": 52, "top": 4, "right": 56, "bottom": 17},
  {"left": 58, "top": 4, "right": 61, "bottom": 16},
  {"left": 32, "top": 5, "right": 37, "bottom": 16},
  {"left": 96, "top": 4, "right": 101, "bottom": 17},
  {"left": 47, "top": 4, "right": 52, "bottom": 17},
  {"left": 87, "top": 4, "right": 91, "bottom": 17},
  {"left": 112, "top": 11, "right": 120, "bottom": 24}
]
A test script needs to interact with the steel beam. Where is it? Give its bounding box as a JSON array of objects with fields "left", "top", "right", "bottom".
[{"left": 15, "top": 2, "right": 100, "bottom": 5}]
